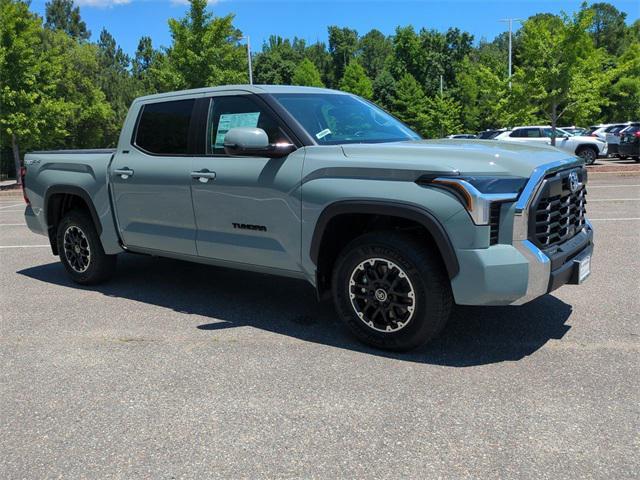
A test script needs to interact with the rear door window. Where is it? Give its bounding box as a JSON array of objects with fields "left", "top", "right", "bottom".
[
  {"left": 511, "top": 128, "right": 541, "bottom": 138},
  {"left": 134, "top": 99, "right": 196, "bottom": 155}
]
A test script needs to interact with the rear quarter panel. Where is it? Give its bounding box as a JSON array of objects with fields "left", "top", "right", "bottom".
[{"left": 24, "top": 151, "right": 123, "bottom": 254}]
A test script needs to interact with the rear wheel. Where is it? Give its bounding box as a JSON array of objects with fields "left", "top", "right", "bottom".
[
  {"left": 56, "top": 210, "right": 116, "bottom": 284},
  {"left": 577, "top": 146, "right": 598, "bottom": 165},
  {"left": 332, "top": 232, "right": 452, "bottom": 351}
]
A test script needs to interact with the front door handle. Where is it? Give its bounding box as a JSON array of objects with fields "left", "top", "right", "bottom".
[
  {"left": 191, "top": 170, "right": 217, "bottom": 183},
  {"left": 114, "top": 168, "right": 134, "bottom": 179}
]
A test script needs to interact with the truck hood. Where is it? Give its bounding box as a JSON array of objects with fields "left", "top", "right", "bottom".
[{"left": 340, "top": 139, "right": 579, "bottom": 178}]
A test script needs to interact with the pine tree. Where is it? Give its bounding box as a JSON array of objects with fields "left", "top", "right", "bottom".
[
  {"left": 292, "top": 59, "right": 324, "bottom": 87},
  {"left": 167, "top": 0, "right": 246, "bottom": 89},
  {"left": 390, "top": 73, "right": 429, "bottom": 135},
  {"left": 339, "top": 61, "right": 373, "bottom": 99},
  {"left": 44, "top": 0, "right": 90, "bottom": 41}
]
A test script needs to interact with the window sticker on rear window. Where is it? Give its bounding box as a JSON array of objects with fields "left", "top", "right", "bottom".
[
  {"left": 214, "top": 112, "right": 261, "bottom": 148},
  {"left": 316, "top": 128, "right": 331, "bottom": 139}
]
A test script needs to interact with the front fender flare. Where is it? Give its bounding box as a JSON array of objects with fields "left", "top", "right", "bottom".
[{"left": 310, "top": 200, "right": 459, "bottom": 279}]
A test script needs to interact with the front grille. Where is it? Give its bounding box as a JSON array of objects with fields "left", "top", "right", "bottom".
[
  {"left": 530, "top": 168, "right": 587, "bottom": 249},
  {"left": 489, "top": 202, "right": 501, "bottom": 245}
]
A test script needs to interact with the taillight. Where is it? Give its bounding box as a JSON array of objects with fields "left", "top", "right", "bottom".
[
  {"left": 20, "top": 166, "right": 30, "bottom": 205},
  {"left": 634, "top": 131, "right": 640, "bottom": 138}
]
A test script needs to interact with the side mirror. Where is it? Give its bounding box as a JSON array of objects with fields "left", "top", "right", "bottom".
[
  {"left": 563, "top": 134, "right": 570, "bottom": 139},
  {"left": 223, "top": 127, "right": 296, "bottom": 158}
]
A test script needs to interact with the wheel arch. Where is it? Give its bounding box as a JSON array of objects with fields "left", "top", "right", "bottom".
[
  {"left": 44, "top": 185, "right": 103, "bottom": 255},
  {"left": 310, "top": 200, "right": 460, "bottom": 297}
]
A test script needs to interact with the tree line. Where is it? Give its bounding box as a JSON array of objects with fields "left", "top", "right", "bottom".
[{"left": 1, "top": 0, "right": 639, "bottom": 179}]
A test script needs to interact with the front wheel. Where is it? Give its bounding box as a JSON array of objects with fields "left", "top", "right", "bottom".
[
  {"left": 577, "top": 147, "right": 598, "bottom": 165},
  {"left": 56, "top": 210, "right": 117, "bottom": 285},
  {"left": 332, "top": 232, "right": 452, "bottom": 351}
]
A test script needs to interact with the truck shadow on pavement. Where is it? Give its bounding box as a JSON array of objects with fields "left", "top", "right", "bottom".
[{"left": 19, "top": 254, "right": 573, "bottom": 367}]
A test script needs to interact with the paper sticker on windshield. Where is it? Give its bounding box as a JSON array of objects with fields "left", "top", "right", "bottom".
[
  {"left": 316, "top": 128, "right": 331, "bottom": 140},
  {"left": 214, "top": 112, "right": 261, "bottom": 148}
]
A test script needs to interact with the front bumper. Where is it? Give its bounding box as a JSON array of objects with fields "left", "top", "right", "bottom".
[
  {"left": 451, "top": 223, "right": 593, "bottom": 306},
  {"left": 450, "top": 157, "right": 594, "bottom": 306}
]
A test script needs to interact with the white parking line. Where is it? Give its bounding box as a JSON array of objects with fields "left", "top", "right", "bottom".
[
  {"left": 589, "top": 184, "right": 640, "bottom": 188},
  {"left": 0, "top": 203, "right": 23, "bottom": 209},
  {"left": 0, "top": 223, "right": 26, "bottom": 226},
  {"left": 0, "top": 245, "right": 49, "bottom": 249},
  {"left": 589, "top": 218, "right": 640, "bottom": 221},
  {"left": 588, "top": 198, "right": 640, "bottom": 202}
]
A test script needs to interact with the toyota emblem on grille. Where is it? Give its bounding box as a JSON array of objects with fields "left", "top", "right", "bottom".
[{"left": 568, "top": 170, "right": 581, "bottom": 193}]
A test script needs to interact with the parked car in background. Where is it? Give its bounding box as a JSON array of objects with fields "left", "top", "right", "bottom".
[
  {"left": 446, "top": 134, "right": 477, "bottom": 139},
  {"left": 605, "top": 122, "right": 640, "bottom": 157},
  {"left": 560, "top": 126, "right": 588, "bottom": 136},
  {"left": 618, "top": 124, "right": 640, "bottom": 161},
  {"left": 587, "top": 124, "right": 614, "bottom": 140},
  {"left": 477, "top": 128, "right": 508, "bottom": 139},
  {"left": 495, "top": 126, "right": 606, "bottom": 164}
]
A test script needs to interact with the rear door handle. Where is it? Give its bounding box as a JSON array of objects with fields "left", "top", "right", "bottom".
[
  {"left": 114, "top": 168, "right": 134, "bottom": 179},
  {"left": 191, "top": 170, "right": 216, "bottom": 183}
]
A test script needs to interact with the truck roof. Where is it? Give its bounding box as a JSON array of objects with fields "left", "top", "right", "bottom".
[{"left": 134, "top": 84, "right": 347, "bottom": 103}]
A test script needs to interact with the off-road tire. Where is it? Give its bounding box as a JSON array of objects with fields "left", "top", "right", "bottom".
[
  {"left": 56, "top": 210, "right": 116, "bottom": 285},
  {"left": 332, "top": 231, "right": 452, "bottom": 351}
]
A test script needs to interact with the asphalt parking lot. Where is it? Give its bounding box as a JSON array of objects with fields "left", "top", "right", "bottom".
[{"left": 1, "top": 173, "right": 639, "bottom": 479}]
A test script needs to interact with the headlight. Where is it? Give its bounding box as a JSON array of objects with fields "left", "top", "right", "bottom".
[{"left": 427, "top": 176, "right": 527, "bottom": 225}]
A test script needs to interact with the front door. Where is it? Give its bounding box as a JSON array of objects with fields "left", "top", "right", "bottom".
[
  {"left": 190, "top": 94, "right": 304, "bottom": 272},
  {"left": 110, "top": 98, "right": 198, "bottom": 256}
]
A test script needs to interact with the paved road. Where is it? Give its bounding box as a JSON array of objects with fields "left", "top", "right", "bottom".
[{"left": 1, "top": 174, "right": 638, "bottom": 479}]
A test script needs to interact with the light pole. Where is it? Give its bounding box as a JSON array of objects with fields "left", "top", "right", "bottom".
[
  {"left": 240, "top": 36, "right": 253, "bottom": 85},
  {"left": 499, "top": 18, "right": 521, "bottom": 89}
]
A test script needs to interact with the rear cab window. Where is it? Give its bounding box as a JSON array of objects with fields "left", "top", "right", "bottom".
[{"left": 134, "top": 99, "right": 196, "bottom": 155}]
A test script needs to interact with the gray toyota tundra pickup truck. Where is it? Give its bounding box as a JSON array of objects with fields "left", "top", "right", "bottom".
[{"left": 22, "top": 85, "right": 594, "bottom": 350}]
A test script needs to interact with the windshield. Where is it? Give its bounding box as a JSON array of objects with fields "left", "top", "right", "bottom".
[{"left": 272, "top": 93, "right": 420, "bottom": 145}]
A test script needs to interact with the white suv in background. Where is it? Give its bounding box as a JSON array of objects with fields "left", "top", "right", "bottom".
[{"left": 495, "top": 126, "right": 607, "bottom": 164}]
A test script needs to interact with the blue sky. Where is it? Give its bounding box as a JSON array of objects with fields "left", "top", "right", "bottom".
[{"left": 29, "top": 0, "right": 640, "bottom": 56}]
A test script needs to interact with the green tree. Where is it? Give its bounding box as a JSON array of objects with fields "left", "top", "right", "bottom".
[
  {"left": 514, "top": 8, "right": 607, "bottom": 144},
  {"left": 372, "top": 70, "right": 396, "bottom": 111},
  {"left": 339, "top": 61, "right": 373, "bottom": 99},
  {"left": 603, "top": 41, "right": 640, "bottom": 120},
  {"left": 0, "top": 0, "right": 65, "bottom": 182},
  {"left": 359, "top": 29, "right": 392, "bottom": 79},
  {"left": 292, "top": 58, "right": 324, "bottom": 87},
  {"left": 424, "top": 94, "right": 463, "bottom": 138},
  {"left": 328, "top": 26, "right": 359, "bottom": 82},
  {"left": 455, "top": 56, "right": 505, "bottom": 131},
  {"left": 253, "top": 36, "right": 304, "bottom": 85},
  {"left": 391, "top": 26, "right": 473, "bottom": 97},
  {"left": 97, "top": 29, "right": 134, "bottom": 144},
  {"left": 390, "top": 73, "right": 429, "bottom": 135},
  {"left": 304, "top": 41, "right": 333, "bottom": 87},
  {"left": 44, "top": 0, "right": 90, "bottom": 41},
  {"left": 588, "top": 2, "right": 628, "bottom": 55},
  {"left": 166, "top": 0, "right": 246, "bottom": 89},
  {"left": 41, "top": 29, "right": 114, "bottom": 148}
]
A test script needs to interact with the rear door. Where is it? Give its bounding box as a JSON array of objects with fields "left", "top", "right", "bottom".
[
  {"left": 110, "top": 98, "right": 198, "bottom": 255},
  {"left": 190, "top": 93, "right": 304, "bottom": 272}
]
